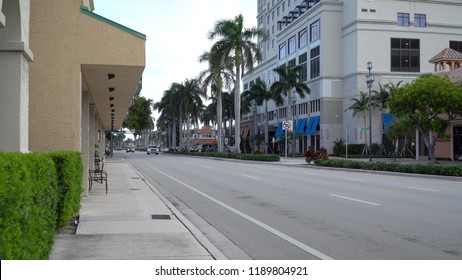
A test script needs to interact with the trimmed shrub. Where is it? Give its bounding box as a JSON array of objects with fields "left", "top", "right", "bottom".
[
  {"left": 0, "top": 152, "right": 58, "bottom": 260},
  {"left": 173, "top": 151, "right": 280, "bottom": 162},
  {"left": 49, "top": 152, "right": 83, "bottom": 229},
  {"left": 0, "top": 151, "right": 83, "bottom": 260},
  {"left": 314, "top": 159, "right": 462, "bottom": 177}
]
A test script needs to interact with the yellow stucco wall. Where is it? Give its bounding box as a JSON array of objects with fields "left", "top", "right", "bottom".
[
  {"left": 29, "top": 0, "right": 82, "bottom": 151},
  {"left": 29, "top": 0, "right": 145, "bottom": 151}
]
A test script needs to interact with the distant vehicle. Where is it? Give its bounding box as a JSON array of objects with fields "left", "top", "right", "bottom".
[
  {"left": 206, "top": 145, "right": 217, "bottom": 152},
  {"left": 126, "top": 146, "right": 135, "bottom": 153},
  {"left": 189, "top": 145, "right": 199, "bottom": 152},
  {"left": 147, "top": 145, "right": 159, "bottom": 155}
]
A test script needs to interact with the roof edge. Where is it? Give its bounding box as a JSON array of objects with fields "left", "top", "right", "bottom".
[{"left": 80, "top": 5, "right": 146, "bottom": 41}]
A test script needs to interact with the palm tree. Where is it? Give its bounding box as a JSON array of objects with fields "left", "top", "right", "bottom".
[
  {"left": 200, "top": 102, "right": 217, "bottom": 127},
  {"left": 208, "top": 14, "right": 267, "bottom": 153},
  {"left": 198, "top": 50, "right": 234, "bottom": 152},
  {"left": 372, "top": 81, "right": 402, "bottom": 153},
  {"left": 345, "top": 91, "right": 370, "bottom": 147},
  {"left": 222, "top": 91, "right": 234, "bottom": 144},
  {"left": 178, "top": 79, "right": 206, "bottom": 151},
  {"left": 154, "top": 83, "right": 182, "bottom": 149},
  {"left": 242, "top": 80, "right": 273, "bottom": 153},
  {"left": 271, "top": 65, "right": 311, "bottom": 121},
  {"left": 271, "top": 64, "right": 310, "bottom": 156}
]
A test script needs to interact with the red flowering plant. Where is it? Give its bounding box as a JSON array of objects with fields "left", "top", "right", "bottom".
[{"left": 305, "top": 147, "right": 329, "bottom": 163}]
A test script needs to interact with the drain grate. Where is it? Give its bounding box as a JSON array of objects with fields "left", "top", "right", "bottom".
[
  {"left": 151, "top": 214, "right": 171, "bottom": 220},
  {"left": 130, "top": 188, "right": 140, "bottom": 191},
  {"left": 131, "top": 177, "right": 140, "bottom": 180}
]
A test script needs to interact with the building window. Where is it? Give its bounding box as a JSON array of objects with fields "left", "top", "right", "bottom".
[
  {"left": 279, "top": 42, "right": 287, "bottom": 59},
  {"left": 288, "top": 36, "right": 296, "bottom": 55},
  {"left": 299, "top": 53, "right": 308, "bottom": 82},
  {"left": 299, "top": 28, "right": 307, "bottom": 48},
  {"left": 391, "top": 38, "right": 420, "bottom": 72},
  {"left": 414, "top": 14, "right": 426, "bottom": 27},
  {"left": 310, "top": 20, "right": 320, "bottom": 42},
  {"left": 310, "top": 46, "right": 320, "bottom": 79},
  {"left": 397, "top": 12, "right": 410, "bottom": 26},
  {"left": 288, "top": 58, "right": 296, "bottom": 68},
  {"left": 282, "top": 1, "right": 285, "bottom": 13},
  {"left": 450, "top": 41, "right": 462, "bottom": 52}
]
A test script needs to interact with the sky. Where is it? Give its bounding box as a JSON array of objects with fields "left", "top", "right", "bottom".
[{"left": 93, "top": 0, "right": 258, "bottom": 123}]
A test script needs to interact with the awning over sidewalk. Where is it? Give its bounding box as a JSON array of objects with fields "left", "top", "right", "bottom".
[{"left": 305, "top": 116, "right": 320, "bottom": 135}]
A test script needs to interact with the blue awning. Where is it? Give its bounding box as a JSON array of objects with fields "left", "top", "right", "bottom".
[
  {"left": 305, "top": 117, "right": 314, "bottom": 135},
  {"left": 275, "top": 122, "right": 283, "bottom": 137},
  {"left": 305, "top": 116, "right": 320, "bottom": 135},
  {"left": 296, "top": 118, "right": 307, "bottom": 134},
  {"left": 383, "top": 114, "right": 394, "bottom": 133}
]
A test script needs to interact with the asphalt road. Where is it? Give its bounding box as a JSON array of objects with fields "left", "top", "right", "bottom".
[{"left": 126, "top": 152, "right": 462, "bottom": 260}]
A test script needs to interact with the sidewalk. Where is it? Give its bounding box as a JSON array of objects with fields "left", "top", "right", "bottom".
[{"left": 50, "top": 157, "right": 225, "bottom": 260}]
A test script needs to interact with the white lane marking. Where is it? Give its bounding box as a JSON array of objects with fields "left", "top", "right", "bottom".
[
  {"left": 329, "top": 194, "right": 380, "bottom": 206},
  {"left": 242, "top": 175, "right": 259, "bottom": 180},
  {"left": 406, "top": 186, "right": 439, "bottom": 192},
  {"left": 344, "top": 178, "right": 365, "bottom": 182},
  {"left": 304, "top": 172, "right": 319, "bottom": 176},
  {"left": 149, "top": 165, "right": 333, "bottom": 260}
]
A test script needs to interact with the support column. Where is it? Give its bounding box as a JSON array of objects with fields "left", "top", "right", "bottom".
[
  {"left": 81, "top": 90, "right": 90, "bottom": 197},
  {"left": 0, "top": 0, "right": 33, "bottom": 152}
]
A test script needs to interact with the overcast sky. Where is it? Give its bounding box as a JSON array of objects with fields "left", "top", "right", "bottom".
[{"left": 93, "top": 0, "right": 258, "bottom": 121}]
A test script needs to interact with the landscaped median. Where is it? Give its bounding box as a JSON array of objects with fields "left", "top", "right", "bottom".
[
  {"left": 0, "top": 151, "right": 83, "bottom": 259},
  {"left": 314, "top": 159, "right": 462, "bottom": 177},
  {"left": 169, "top": 151, "right": 280, "bottom": 162}
]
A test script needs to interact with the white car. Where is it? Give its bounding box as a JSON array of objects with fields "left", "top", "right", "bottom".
[{"left": 147, "top": 145, "right": 159, "bottom": 155}]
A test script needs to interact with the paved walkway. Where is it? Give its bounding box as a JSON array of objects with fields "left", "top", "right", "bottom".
[{"left": 50, "top": 157, "right": 225, "bottom": 260}]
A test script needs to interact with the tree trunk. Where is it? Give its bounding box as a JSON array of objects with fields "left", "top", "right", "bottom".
[
  {"left": 217, "top": 91, "right": 223, "bottom": 152},
  {"left": 264, "top": 100, "right": 269, "bottom": 154},
  {"left": 234, "top": 63, "right": 241, "bottom": 153},
  {"left": 186, "top": 115, "right": 191, "bottom": 151},
  {"left": 172, "top": 119, "right": 177, "bottom": 150},
  {"left": 422, "top": 130, "right": 437, "bottom": 163}
]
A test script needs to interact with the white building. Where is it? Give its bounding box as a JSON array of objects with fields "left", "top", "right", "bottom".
[{"left": 243, "top": 0, "right": 462, "bottom": 154}]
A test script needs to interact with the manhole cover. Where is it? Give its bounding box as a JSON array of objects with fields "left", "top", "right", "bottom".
[{"left": 151, "top": 214, "right": 171, "bottom": 220}]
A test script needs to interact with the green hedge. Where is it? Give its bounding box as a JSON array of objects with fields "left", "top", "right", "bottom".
[
  {"left": 314, "top": 159, "right": 462, "bottom": 177},
  {"left": 172, "top": 151, "right": 280, "bottom": 162},
  {"left": 49, "top": 152, "right": 83, "bottom": 228},
  {"left": 0, "top": 151, "right": 83, "bottom": 260}
]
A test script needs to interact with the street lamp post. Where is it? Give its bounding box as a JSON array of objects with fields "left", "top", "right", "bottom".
[
  {"left": 252, "top": 101, "right": 257, "bottom": 153},
  {"left": 366, "top": 61, "right": 374, "bottom": 162}
]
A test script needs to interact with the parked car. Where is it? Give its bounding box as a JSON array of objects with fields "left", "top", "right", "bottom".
[
  {"left": 147, "top": 145, "right": 159, "bottom": 155},
  {"left": 126, "top": 146, "right": 135, "bottom": 153}
]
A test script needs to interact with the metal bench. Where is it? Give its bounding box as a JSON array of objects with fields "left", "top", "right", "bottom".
[{"left": 89, "top": 159, "right": 108, "bottom": 194}]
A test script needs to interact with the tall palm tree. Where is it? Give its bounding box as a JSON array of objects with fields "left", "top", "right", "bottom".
[
  {"left": 208, "top": 14, "right": 267, "bottom": 153},
  {"left": 179, "top": 79, "right": 206, "bottom": 150},
  {"left": 271, "top": 64, "right": 310, "bottom": 125},
  {"left": 198, "top": 50, "right": 234, "bottom": 152},
  {"left": 154, "top": 82, "right": 182, "bottom": 149},
  {"left": 271, "top": 64, "right": 310, "bottom": 156},
  {"left": 345, "top": 91, "right": 370, "bottom": 146},
  {"left": 200, "top": 102, "right": 217, "bottom": 127},
  {"left": 242, "top": 80, "right": 273, "bottom": 153},
  {"left": 222, "top": 91, "right": 234, "bottom": 143},
  {"left": 372, "top": 81, "right": 402, "bottom": 152},
  {"left": 372, "top": 83, "right": 390, "bottom": 151}
]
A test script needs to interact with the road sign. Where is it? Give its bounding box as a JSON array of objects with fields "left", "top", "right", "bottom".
[{"left": 282, "top": 121, "right": 293, "bottom": 131}]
